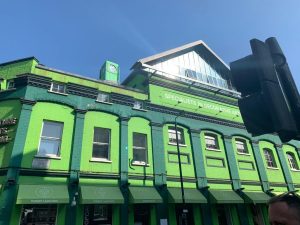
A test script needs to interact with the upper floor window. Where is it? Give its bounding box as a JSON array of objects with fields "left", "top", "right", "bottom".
[
  {"left": 50, "top": 82, "right": 66, "bottom": 94},
  {"left": 97, "top": 92, "right": 110, "bottom": 103},
  {"left": 168, "top": 126, "right": 185, "bottom": 145},
  {"left": 236, "top": 139, "right": 248, "bottom": 154},
  {"left": 263, "top": 148, "right": 277, "bottom": 168},
  {"left": 7, "top": 80, "right": 15, "bottom": 89},
  {"left": 286, "top": 152, "right": 299, "bottom": 170},
  {"left": 205, "top": 133, "right": 219, "bottom": 150},
  {"left": 133, "top": 100, "right": 144, "bottom": 110},
  {"left": 132, "top": 132, "right": 148, "bottom": 164},
  {"left": 92, "top": 127, "right": 110, "bottom": 160},
  {"left": 38, "top": 121, "right": 63, "bottom": 157}
]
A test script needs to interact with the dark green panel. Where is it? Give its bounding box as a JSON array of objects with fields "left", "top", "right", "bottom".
[
  {"left": 242, "top": 191, "right": 271, "bottom": 204},
  {"left": 80, "top": 186, "right": 124, "bottom": 204},
  {"left": 168, "top": 188, "right": 207, "bottom": 204},
  {"left": 129, "top": 186, "right": 162, "bottom": 204},
  {"left": 209, "top": 190, "right": 244, "bottom": 204}
]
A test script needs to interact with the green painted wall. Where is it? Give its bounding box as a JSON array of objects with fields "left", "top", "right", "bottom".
[
  {"left": 259, "top": 141, "right": 287, "bottom": 192},
  {"left": 282, "top": 144, "right": 300, "bottom": 186},
  {"left": 0, "top": 58, "right": 37, "bottom": 79},
  {"left": 148, "top": 84, "right": 242, "bottom": 123},
  {"left": 21, "top": 102, "right": 74, "bottom": 171},
  {"left": 200, "top": 131, "right": 231, "bottom": 190},
  {"left": 163, "top": 124, "right": 196, "bottom": 188},
  {"left": 231, "top": 136, "right": 261, "bottom": 190},
  {"left": 80, "top": 111, "right": 120, "bottom": 174},
  {"left": 128, "top": 117, "right": 154, "bottom": 186},
  {"left": 0, "top": 100, "right": 21, "bottom": 168}
]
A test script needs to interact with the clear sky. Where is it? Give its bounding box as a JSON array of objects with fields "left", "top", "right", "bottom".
[{"left": 1, "top": 0, "right": 300, "bottom": 87}]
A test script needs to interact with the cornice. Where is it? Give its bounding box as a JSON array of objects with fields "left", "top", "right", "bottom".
[
  {"left": 67, "top": 83, "right": 98, "bottom": 99},
  {"left": 20, "top": 98, "right": 36, "bottom": 106},
  {"left": 16, "top": 73, "right": 51, "bottom": 89},
  {"left": 111, "top": 92, "right": 134, "bottom": 107}
]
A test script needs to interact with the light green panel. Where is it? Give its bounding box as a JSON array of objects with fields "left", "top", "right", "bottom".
[
  {"left": 80, "top": 111, "right": 120, "bottom": 174},
  {"left": 79, "top": 178, "right": 118, "bottom": 185},
  {"left": 242, "top": 185, "right": 263, "bottom": 192},
  {"left": 200, "top": 131, "right": 231, "bottom": 180},
  {"left": 259, "top": 141, "right": 285, "bottom": 184},
  {"left": 0, "top": 100, "right": 21, "bottom": 168},
  {"left": 21, "top": 102, "right": 74, "bottom": 170},
  {"left": 282, "top": 144, "right": 300, "bottom": 185},
  {"left": 206, "top": 157, "right": 224, "bottom": 167},
  {"left": 128, "top": 117, "right": 154, "bottom": 179},
  {"left": 18, "top": 176, "right": 68, "bottom": 184},
  {"left": 167, "top": 181, "right": 196, "bottom": 188},
  {"left": 272, "top": 186, "right": 288, "bottom": 193},
  {"left": 33, "top": 67, "right": 147, "bottom": 100},
  {"left": 168, "top": 153, "right": 190, "bottom": 164},
  {"left": 163, "top": 124, "right": 196, "bottom": 182},
  {"left": 207, "top": 183, "right": 232, "bottom": 190},
  {"left": 232, "top": 137, "right": 261, "bottom": 183},
  {"left": 149, "top": 85, "right": 242, "bottom": 123},
  {"left": 129, "top": 179, "right": 153, "bottom": 186},
  {"left": 0, "top": 58, "right": 37, "bottom": 80}
]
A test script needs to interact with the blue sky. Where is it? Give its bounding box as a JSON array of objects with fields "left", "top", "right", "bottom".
[{"left": 1, "top": 0, "right": 300, "bottom": 87}]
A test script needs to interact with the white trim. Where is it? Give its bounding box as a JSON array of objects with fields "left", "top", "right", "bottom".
[
  {"left": 131, "top": 161, "right": 150, "bottom": 167},
  {"left": 206, "top": 147, "right": 222, "bottom": 152},
  {"left": 267, "top": 166, "right": 279, "bottom": 170},
  {"left": 237, "top": 152, "right": 251, "bottom": 156},
  {"left": 34, "top": 155, "right": 62, "bottom": 160},
  {"left": 90, "top": 158, "right": 112, "bottom": 163},
  {"left": 48, "top": 90, "right": 68, "bottom": 96},
  {"left": 168, "top": 142, "right": 187, "bottom": 147}
]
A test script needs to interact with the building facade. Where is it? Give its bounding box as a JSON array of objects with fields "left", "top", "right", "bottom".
[{"left": 0, "top": 40, "right": 300, "bottom": 225}]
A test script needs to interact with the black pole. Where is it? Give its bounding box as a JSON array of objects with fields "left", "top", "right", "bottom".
[{"left": 175, "top": 113, "right": 188, "bottom": 225}]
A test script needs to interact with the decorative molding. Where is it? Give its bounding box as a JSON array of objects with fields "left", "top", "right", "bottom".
[
  {"left": 79, "top": 172, "right": 120, "bottom": 179},
  {"left": 166, "top": 176, "right": 196, "bottom": 183},
  {"left": 119, "top": 117, "right": 131, "bottom": 122},
  {"left": 74, "top": 109, "right": 87, "bottom": 114},
  {"left": 207, "top": 178, "right": 232, "bottom": 184},
  {"left": 223, "top": 135, "right": 232, "bottom": 140},
  {"left": 128, "top": 175, "right": 154, "bottom": 180},
  {"left": 111, "top": 92, "right": 134, "bottom": 106},
  {"left": 251, "top": 140, "right": 259, "bottom": 145},
  {"left": 190, "top": 129, "right": 201, "bottom": 134},
  {"left": 150, "top": 122, "right": 163, "bottom": 127},
  {"left": 20, "top": 98, "right": 36, "bottom": 106},
  {"left": 16, "top": 74, "right": 52, "bottom": 89},
  {"left": 149, "top": 78, "right": 239, "bottom": 106},
  {"left": 19, "top": 169, "right": 70, "bottom": 177},
  {"left": 275, "top": 144, "right": 283, "bottom": 148},
  {"left": 67, "top": 82, "right": 98, "bottom": 99}
]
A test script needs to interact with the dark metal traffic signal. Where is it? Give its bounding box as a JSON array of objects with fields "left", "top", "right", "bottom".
[{"left": 230, "top": 37, "right": 300, "bottom": 142}]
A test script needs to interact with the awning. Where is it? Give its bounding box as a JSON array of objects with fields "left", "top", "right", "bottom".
[
  {"left": 80, "top": 186, "right": 124, "bottom": 204},
  {"left": 168, "top": 188, "right": 207, "bottom": 204},
  {"left": 129, "top": 186, "right": 162, "bottom": 204},
  {"left": 17, "top": 185, "right": 69, "bottom": 204},
  {"left": 242, "top": 191, "right": 271, "bottom": 204},
  {"left": 209, "top": 190, "right": 244, "bottom": 204}
]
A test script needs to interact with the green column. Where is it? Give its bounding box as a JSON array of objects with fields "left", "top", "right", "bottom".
[
  {"left": 150, "top": 122, "right": 168, "bottom": 224},
  {"left": 223, "top": 135, "right": 241, "bottom": 190},
  {"left": 0, "top": 99, "right": 35, "bottom": 225},
  {"left": 275, "top": 145, "right": 294, "bottom": 191},
  {"left": 65, "top": 109, "right": 86, "bottom": 225},
  {"left": 251, "top": 141, "right": 270, "bottom": 192},
  {"left": 120, "top": 117, "right": 129, "bottom": 225}
]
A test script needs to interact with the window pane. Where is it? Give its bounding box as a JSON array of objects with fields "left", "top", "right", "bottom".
[
  {"left": 94, "top": 128, "right": 110, "bottom": 143},
  {"left": 42, "top": 121, "right": 63, "bottom": 138},
  {"left": 133, "top": 133, "right": 147, "bottom": 147},
  {"left": 97, "top": 93, "right": 109, "bottom": 102},
  {"left": 168, "top": 127, "right": 184, "bottom": 144},
  {"left": 39, "top": 139, "right": 60, "bottom": 156},
  {"left": 133, "top": 148, "right": 146, "bottom": 162},
  {"left": 92, "top": 144, "right": 109, "bottom": 159}
]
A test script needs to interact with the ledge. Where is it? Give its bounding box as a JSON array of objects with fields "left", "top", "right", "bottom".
[
  {"left": 267, "top": 167, "right": 279, "bottom": 170},
  {"left": 131, "top": 161, "right": 150, "bottom": 167},
  {"left": 132, "top": 107, "right": 147, "bottom": 112},
  {"left": 90, "top": 158, "right": 112, "bottom": 163},
  {"left": 206, "top": 148, "right": 222, "bottom": 152},
  {"left": 47, "top": 90, "right": 68, "bottom": 96},
  {"left": 168, "top": 142, "right": 187, "bottom": 147},
  {"left": 34, "top": 155, "right": 61, "bottom": 160},
  {"left": 237, "top": 152, "right": 251, "bottom": 156},
  {"left": 95, "top": 100, "right": 113, "bottom": 105}
]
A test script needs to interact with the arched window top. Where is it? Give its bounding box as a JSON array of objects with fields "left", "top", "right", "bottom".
[
  {"left": 263, "top": 148, "right": 277, "bottom": 168},
  {"left": 235, "top": 138, "right": 249, "bottom": 154},
  {"left": 286, "top": 152, "right": 299, "bottom": 170}
]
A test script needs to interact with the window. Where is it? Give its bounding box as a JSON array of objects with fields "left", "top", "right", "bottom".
[
  {"left": 132, "top": 132, "right": 148, "bottom": 164},
  {"left": 97, "top": 92, "right": 110, "bottom": 103},
  {"left": 38, "top": 121, "right": 63, "bottom": 157},
  {"left": 50, "top": 82, "right": 66, "bottom": 94},
  {"left": 236, "top": 139, "right": 248, "bottom": 154},
  {"left": 133, "top": 100, "right": 144, "bottom": 110},
  {"left": 20, "top": 205, "right": 57, "bottom": 225},
  {"left": 287, "top": 152, "right": 299, "bottom": 170},
  {"left": 92, "top": 127, "right": 110, "bottom": 160},
  {"left": 7, "top": 80, "right": 15, "bottom": 89},
  {"left": 263, "top": 148, "right": 277, "bottom": 168},
  {"left": 205, "top": 133, "right": 219, "bottom": 150},
  {"left": 84, "top": 205, "right": 112, "bottom": 224},
  {"left": 168, "top": 126, "right": 185, "bottom": 145}
]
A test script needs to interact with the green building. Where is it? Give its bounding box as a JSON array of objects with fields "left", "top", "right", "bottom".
[{"left": 0, "top": 40, "right": 299, "bottom": 225}]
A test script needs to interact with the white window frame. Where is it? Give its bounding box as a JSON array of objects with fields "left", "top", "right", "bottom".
[
  {"left": 7, "top": 80, "right": 15, "bottom": 89},
  {"left": 37, "top": 120, "right": 63, "bottom": 157},
  {"left": 96, "top": 92, "right": 110, "bottom": 103},
  {"left": 236, "top": 139, "right": 249, "bottom": 154},
  {"left": 168, "top": 126, "right": 185, "bottom": 145},
  {"left": 286, "top": 152, "right": 299, "bottom": 170},
  {"left": 133, "top": 100, "right": 144, "bottom": 110},
  {"left": 132, "top": 132, "right": 148, "bottom": 165},
  {"left": 50, "top": 82, "right": 66, "bottom": 94},
  {"left": 205, "top": 133, "right": 219, "bottom": 150},
  {"left": 263, "top": 148, "right": 277, "bottom": 168},
  {"left": 92, "top": 127, "right": 111, "bottom": 161}
]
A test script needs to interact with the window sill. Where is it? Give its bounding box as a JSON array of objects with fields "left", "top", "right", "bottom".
[
  {"left": 95, "top": 100, "right": 113, "bottom": 105},
  {"left": 168, "top": 142, "right": 187, "bottom": 147},
  {"left": 237, "top": 152, "right": 251, "bottom": 156},
  {"left": 48, "top": 90, "right": 68, "bottom": 96},
  {"left": 90, "top": 158, "right": 112, "bottom": 163},
  {"left": 291, "top": 169, "right": 300, "bottom": 172},
  {"left": 267, "top": 166, "right": 279, "bottom": 170},
  {"left": 206, "top": 148, "right": 222, "bottom": 152},
  {"left": 131, "top": 161, "right": 150, "bottom": 167},
  {"left": 0, "top": 88, "right": 16, "bottom": 92},
  {"left": 132, "top": 107, "right": 147, "bottom": 112},
  {"left": 34, "top": 155, "right": 61, "bottom": 160}
]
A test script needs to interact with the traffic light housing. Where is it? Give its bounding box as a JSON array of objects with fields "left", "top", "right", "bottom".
[{"left": 230, "top": 37, "right": 300, "bottom": 142}]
